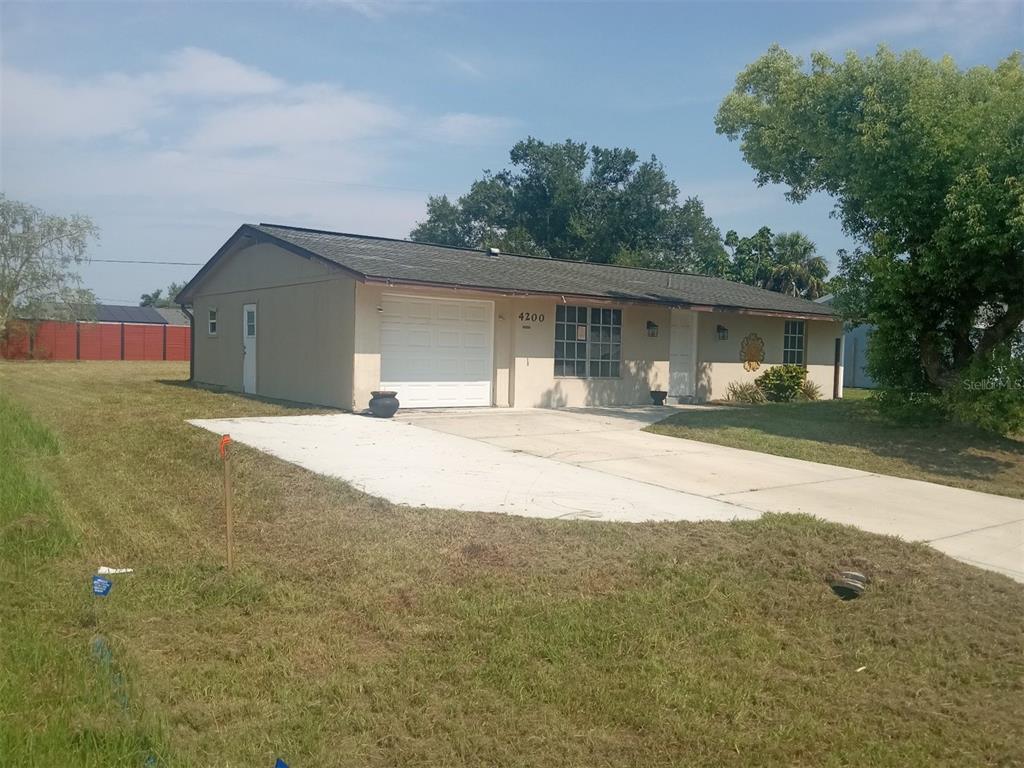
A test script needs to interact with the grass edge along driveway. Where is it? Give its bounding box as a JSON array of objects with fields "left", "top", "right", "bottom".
[
  {"left": 647, "top": 389, "right": 1024, "bottom": 500},
  {"left": 1, "top": 362, "right": 1022, "bottom": 768}
]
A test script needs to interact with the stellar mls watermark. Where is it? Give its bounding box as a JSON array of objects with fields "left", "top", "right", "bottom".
[{"left": 961, "top": 377, "right": 1024, "bottom": 391}]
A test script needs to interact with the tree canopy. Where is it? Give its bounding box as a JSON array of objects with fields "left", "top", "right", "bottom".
[
  {"left": 410, "top": 137, "right": 729, "bottom": 273},
  {"left": 140, "top": 282, "right": 186, "bottom": 307},
  {"left": 724, "top": 227, "right": 829, "bottom": 300},
  {"left": 0, "top": 195, "right": 98, "bottom": 330},
  {"left": 716, "top": 46, "right": 1024, "bottom": 391}
]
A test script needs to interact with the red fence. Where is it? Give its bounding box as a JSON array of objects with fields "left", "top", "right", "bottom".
[{"left": 1, "top": 320, "right": 191, "bottom": 362}]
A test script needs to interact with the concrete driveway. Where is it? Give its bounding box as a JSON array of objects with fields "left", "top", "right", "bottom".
[{"left": 190, "top": 406, "right": 1024, "bottom": 582}]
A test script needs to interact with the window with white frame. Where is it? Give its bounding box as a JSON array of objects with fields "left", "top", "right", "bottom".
[
  {"left": 208, "top": 308, "right": 218, "bottom": 336},
  {"left": 783, "top": 320, "right": 805, "bottom": 364},
  {"left": 554, "top": 305, "right": 622, "bottom": 378}
]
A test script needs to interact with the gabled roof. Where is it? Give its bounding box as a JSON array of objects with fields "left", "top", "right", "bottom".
[{"left": 178, "top": 223, "right": 835, "bottom": 319}]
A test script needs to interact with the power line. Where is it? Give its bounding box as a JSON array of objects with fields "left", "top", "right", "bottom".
[{"left": 90, "top": 259, "right": 203, "bottom": 265}]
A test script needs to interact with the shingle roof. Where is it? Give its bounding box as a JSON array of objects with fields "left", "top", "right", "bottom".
[
  {"left": 154, "top": 307, "right": 190, "bottom": 326},
  {"left": 187, "top": 223, "right": 835, "bottom": 318},
  {"left": 18, "top": 303, "right": 187, "bottom": 324},
  {"left": 95, "top": 305, "right": 168, "bottom": 324}
]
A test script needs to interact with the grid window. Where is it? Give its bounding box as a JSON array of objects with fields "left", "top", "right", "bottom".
[
  {"left": 208, "top": 308, "right": 218, "bottom": 336},
  {"left": 589, "top": 307, "right": 622, "bottom": 378},
  {"left": 554, "top": 304, "right": 588, "bottom": 377},
  {"left": 783, "top": 320, "right": 805, "bottom": 365},
  {"left": 554, "top": 305, "right": 622, "bottom": 378}
]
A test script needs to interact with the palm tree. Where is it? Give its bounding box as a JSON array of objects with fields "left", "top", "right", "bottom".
[{"left": 768, "top": 232, "right": 829, "bottom": 299}]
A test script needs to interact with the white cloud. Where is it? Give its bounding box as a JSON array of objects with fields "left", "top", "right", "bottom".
[
  {"left": 431, "top": 112, "right": 517, "bottom": 144},
  {"left": 2, "top": 47, "right": 286, "bottom": 142},
  {"left": 186, "top": 85, "right": 404, "bottom": 152},
  {"left": 795, "top": 0, "right": 1020, "bottom": 55},
  {"left": 444, "top": 52, "right": 484, "bottom": 78},
  {"left": 2, "top": 68, "right": 161, "bottom": 141},
  {"left": 156, "top": 48, "right": 284, "bottom": 96},
  {"left": 312, "top": 0, "right": 440, "bottom": 19}
]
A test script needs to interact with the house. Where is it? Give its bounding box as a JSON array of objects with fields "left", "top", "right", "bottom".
[
  {"left": 175, "top": 224, "right": 843, "bottom": 409},
  {"left": 1, "top": 303, "right": 192, "bottom": 361}
]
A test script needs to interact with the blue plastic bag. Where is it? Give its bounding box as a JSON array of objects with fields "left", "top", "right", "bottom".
[{"left": 92, "top": 575, "right": 112, "bottom": 596}]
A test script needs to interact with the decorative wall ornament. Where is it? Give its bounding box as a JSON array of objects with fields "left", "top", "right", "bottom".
[{"left": 740, "top": 333, "right": 766, "bottom": 372}]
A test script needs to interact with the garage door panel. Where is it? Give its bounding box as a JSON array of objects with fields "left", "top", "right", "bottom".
[
  {"left": 435, "top": 304, "right": 462, "bottom": 321},
  {"left": 461, "top": 305, "right": 488, "bottom": 322},
  {"left": 436, "top": 330, "right": 462, "bottom": 347},
  {"left": 379, "top": 295, "right": 494, "bottom": 408}
]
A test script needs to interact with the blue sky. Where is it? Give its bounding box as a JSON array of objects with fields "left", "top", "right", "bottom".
[{"left": 2, "top": 0, "right": 1020, "bottom": 305}]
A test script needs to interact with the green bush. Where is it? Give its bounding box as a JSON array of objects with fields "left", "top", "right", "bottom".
[
  {"left": 755, "top": 365, "right": 808, "bottom": 402},
  {"left": 870, "top": 344, "right": 1024, "bottom": 436},
  {"left": 796, "top": 378, "right": 822, "bottom": 401},
  {"left": 725, "top": 381, "right": 767, "bottom": 404},
  {"left": 941, "top": 345, "right": 1024, "bottom": 435}
]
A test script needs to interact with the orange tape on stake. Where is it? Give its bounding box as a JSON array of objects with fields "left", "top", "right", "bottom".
[{"left": 219, "top": 434, "right": 232, "bottom": 460}]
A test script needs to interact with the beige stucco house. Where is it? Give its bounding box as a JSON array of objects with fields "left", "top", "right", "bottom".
[{"left": 176, "top": 224, "right": 843, "bottom": 410}]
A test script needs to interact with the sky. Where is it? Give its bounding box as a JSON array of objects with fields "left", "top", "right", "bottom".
[{"left": 1, "top": 0, "right": 1021, "bottom": 305}]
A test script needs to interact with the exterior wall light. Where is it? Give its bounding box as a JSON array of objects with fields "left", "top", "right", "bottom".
[
  {"left": 717, "top": 324, "right": 729, "bottom": 340},
  {"left": 646, "top": 320, "right": 659, "bottom": 338}
]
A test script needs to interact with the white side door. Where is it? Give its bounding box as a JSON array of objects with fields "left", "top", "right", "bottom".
[
  {"left": 669, "top": 308, "right": 697, "bottom": 399},
  {"left": 242, "top": 303, "right": 256, "bottom": 394}
]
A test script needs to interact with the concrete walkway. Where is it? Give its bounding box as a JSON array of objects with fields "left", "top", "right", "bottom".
[{"left": 190, "top": 406, "right": 1024, "bottom": 582}]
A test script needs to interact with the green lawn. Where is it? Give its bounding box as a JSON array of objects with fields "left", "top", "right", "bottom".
[
  {"left": 1, "top": 363, "right": 1022, "bottom": 767},
  {"left": 648, "top": 389, "right": 1024, "bottom": 499}
]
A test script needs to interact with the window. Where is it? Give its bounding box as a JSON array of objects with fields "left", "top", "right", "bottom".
[
  {"left": 783, "top": 320, "right": 805, "bottom": 365},
  {"left": 554, "top": 305, "right": 622, "bottom": 378},
  {"left": 245, "top": 308, "right": 256, "bottom": 337},
  {"left": 554, "top": 305, "right": 588, "bottom": 377},
  {"left": 208, "top": 308, "right": 218, "bottom": 336}
]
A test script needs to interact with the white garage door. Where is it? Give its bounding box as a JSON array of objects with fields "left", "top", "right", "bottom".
[{"left": 379, "top": 294, "right": 494, "bottom": 408}]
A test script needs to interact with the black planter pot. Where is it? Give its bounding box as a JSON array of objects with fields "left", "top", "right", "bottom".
[
  {"left": 369, "top": 390, "right": 400, "bottom": 418},
  {"left": 650, "top": 390, "right": 668, "bottom": 406}
]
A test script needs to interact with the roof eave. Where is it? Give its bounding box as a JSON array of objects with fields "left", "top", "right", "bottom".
[{"left": 359, "top": 275, "right": 835, "bottom": 320}]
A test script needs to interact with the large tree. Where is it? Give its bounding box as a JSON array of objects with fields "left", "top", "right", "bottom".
[
  {"left": 0, "top": 195, "right": 98, "bottom": 330},
  {"left": 715, "top": 47, "right": 1024, "bottom": 390},
  {"left": 410, "top": 137, "right": 729, "bottom": 273}
]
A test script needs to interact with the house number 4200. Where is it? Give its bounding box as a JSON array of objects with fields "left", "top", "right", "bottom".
[{"left": 518, "top": 312, "right": 545, "bottom": 322}]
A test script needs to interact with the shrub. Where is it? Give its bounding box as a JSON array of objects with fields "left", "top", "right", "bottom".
[
  {"left": 726, "top": 381, "right": 766, "bottom": 404},
  {"left": 755, "top": 365, "right": 808, "bottom": 402},
  {"left": 796, "top": 378, "right": 822, "bottom": 401},
  {"left": 871, "top": 388, "right": 948, "bottom": 426},
  {"left": 941, "top": 344, "right": 1024, "bottom": 435}
]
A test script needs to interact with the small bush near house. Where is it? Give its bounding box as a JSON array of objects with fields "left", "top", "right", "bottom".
[
  {"left": 725, "top": 381, "right": 767, "bottom": 403},
  {"left": 796, "top": 378, "right": 822, "bottom": 401},
  {"left": 755, "top": 365, "right": 808, "bottom": 402}
]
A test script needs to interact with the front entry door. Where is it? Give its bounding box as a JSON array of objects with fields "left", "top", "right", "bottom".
[
  {"left": 669, "top": 308, "right": 696, "bottom": 401},
  {"left": 242, "top": 303, "right": 256, "bottom": 394}
]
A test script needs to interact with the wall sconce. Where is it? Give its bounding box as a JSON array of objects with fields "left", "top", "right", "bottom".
[
  {"left": 717, "top": 324, "right": 729, "bottom": 340},
  {"left": 645, "top": 320, "right": 659, "bottom": 338}
]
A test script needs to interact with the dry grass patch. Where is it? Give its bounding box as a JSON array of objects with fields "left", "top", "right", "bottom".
[{"left": 1, "top": 362, "right": 1022, "bottom": 767}]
